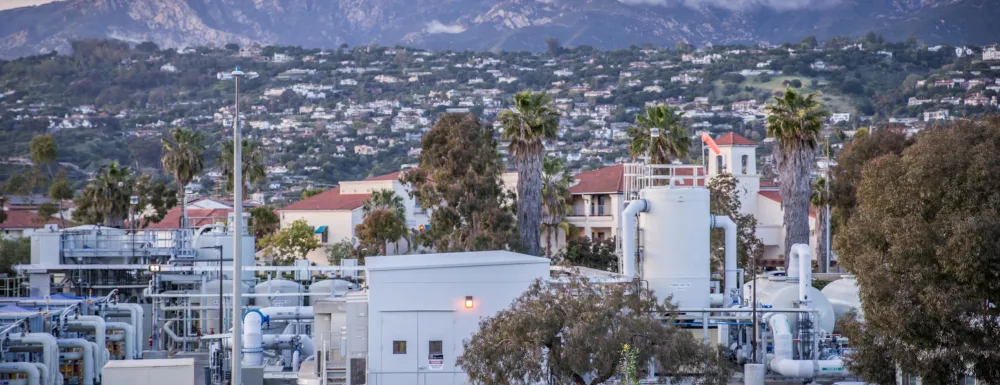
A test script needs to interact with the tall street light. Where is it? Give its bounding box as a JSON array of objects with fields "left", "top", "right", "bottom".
[{"left": 231, "top": 66, "right": 245, "bottom": 385}]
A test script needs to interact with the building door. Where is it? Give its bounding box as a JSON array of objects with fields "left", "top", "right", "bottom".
[
  {"left": 379, "top": 312, "right": 419, "bottom": 385},
  {"left": 417, "top": 312, "right": 455, "bottom": 385}
]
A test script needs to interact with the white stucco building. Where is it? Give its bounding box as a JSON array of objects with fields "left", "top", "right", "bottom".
[
  {"left": 279, "top": 171, "right": 429, "bottom": 265},
  {"left": 706, "top": 133, "right": 818, "bottom": 266}
]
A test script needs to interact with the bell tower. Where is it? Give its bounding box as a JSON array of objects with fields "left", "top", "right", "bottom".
[{"left": 707, "top": 133, "right": 760, "bottom": 216}]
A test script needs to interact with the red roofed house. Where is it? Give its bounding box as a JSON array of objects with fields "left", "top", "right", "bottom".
[
  {"left": 707, "top": 133, "right": 818, "bottom": 266},
  {"left": 1, "top": 208, "right": 60, "bottom": 239},
  {"left": 565, "top": 164, "right": 626, "bottom": 251},
  {"left": 278, "top": 171, "right": 429, "bottom": 265}
]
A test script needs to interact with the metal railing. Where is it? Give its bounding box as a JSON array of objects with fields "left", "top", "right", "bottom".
[
  {"left": 571, "top": 204, "right": 610, "bottom": 217},
  {"left": 623, "top": 163, "right": 707, "bottom": 202},
  {"left": 59, "top": 228, "right": 198, "bottom": 260}
]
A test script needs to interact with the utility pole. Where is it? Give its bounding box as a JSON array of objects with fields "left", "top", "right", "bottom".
[{"left": 231, "top": 66, "right": 244, "bottom": 385}]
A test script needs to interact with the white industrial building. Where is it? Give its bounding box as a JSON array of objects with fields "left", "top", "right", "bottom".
[{"left": 364, "top": 252, "right": 549, "bottom": 385}]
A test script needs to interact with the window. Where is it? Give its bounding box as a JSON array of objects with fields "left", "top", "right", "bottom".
[
  {"left": 716, "top": 155, "right": 725, "bottom": 173},
  {"left": 428, "top": 340, "right": 443, "bottom": 359},
  {"left": 741, "top": 155, "right": 749, "bottom": 175},
  {"left": 392, "top": 341, "right": 407, "bottom": 354}
]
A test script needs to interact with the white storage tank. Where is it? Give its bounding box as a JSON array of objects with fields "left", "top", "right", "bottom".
[
  {"left": 821, "top": 275, "right": 861, "bottom": 321},
  {"left": 255, "top": 278, "right": 304, "bottom": 307},
  {"left": 309, "top": 279, "right": 355, "bottom": 299},
  {"left": 203, "top": 279, "right": 251, "bottom": 330},
  {"left": 639, "top": 185, "right": 711, "bottom": 309},
  {"left": 743, "top": 276, "right": 836, "bottom": 333}
]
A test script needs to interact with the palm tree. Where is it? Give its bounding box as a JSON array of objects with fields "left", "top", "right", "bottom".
[
  {"left": 218, "top": 139, "right": 266, "bottom": 197},
  {"left": 499, "top": 91, "right": 559, "bottom": 256},
  {"left": 87, "top": 162, "right": 134, "bottom": 227},
  {"left": 765, "top": 88, "right": 830, "bottom": 270},
  {"left": 363, "top": 189, "right": 406, "bottom": 221},
  {"left": 359, "top": 190, "right": 408, "bottom": 255},
  {"left": 811, "top": 177, "right": 829, "bottom": 273},
  {"left": 161, "top": 128, "right": 205, "bottom": 228},
  {"left": 628, "top": 105, "right": 690, "bottom": 165},
  {"left": 541, "top": 157, "right": 573, "bottom": 258}
]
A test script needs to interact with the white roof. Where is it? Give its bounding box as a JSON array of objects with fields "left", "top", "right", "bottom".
[
  {"left": 102, "top": 358, "right": 194, "bottom": 368},
  {"left": 365, "top": 251, "right": 549, "bottom": 271}
]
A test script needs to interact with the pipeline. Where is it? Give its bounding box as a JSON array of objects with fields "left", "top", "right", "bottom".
[
  {"left": 65, "top": 316, "right": 108, "bottom": 372},
  {"left": 710, "top": 215, "right": 738, "bottom": 306},
  {"left": 243, "top": 311, "right": 266, "bottom": 366},
  {"left": 106, "top": 322, "right": 136, "bottom": 360},
  {"left": 105, "top": 303, "right": 144, "bottom": 359},
  {"left": 765, "top": 313, "right": 846, "bottom": 378},
  {"left": 56, "top": 339, "right": 95, "bottom": 385},
  {"left": 9, "top": 333, "right": 59, "bottom": 385},
  {"left": 0, "top": 362, "right": 41, "bottom": 385},
  {"left": 621, "top": 199, "right": 648, "bottom": 279}
]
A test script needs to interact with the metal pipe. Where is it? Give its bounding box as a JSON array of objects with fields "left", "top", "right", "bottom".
[
  {"left": 106, "top": 322, "right": 135, "bottom": 360},
  {"left": 710, "top": 215, "right": 738, "bottom": 306},
  {"left": 0, "top": 362, "right": 41, "bottom": 385},
  {"left": 105, "top": 303, "right": 143, "bottom": 359},
  {"left": 764, "top": 313, "right": 846, "bottom": 377},
  {"left": 621, "top": 199, "right": 648, "bottom": 279},
  {"left": 29, "top": 362, "right": 48, "bottom": 385},
  {"left": 65, "top": 316, "right": 107, "bottom": 372},
  {"left": 789, "top": 244, "right": 812, "bottom": 305},
  {"left": 10, "top": 333, "right": 59, "bottom": 385},
  {"left": 161, "top": 320, "right": 200, "bottom": 343},
  {"left": 258, "top": 306, "right": 314, "bottom": 321},
  {"left": 57, "top": 339, "right": 95, "bottom": 385},
  {"left": 243, "top": 311, "right": 264, "bottom": 367}
]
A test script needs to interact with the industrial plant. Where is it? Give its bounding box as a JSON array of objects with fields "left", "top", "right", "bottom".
[{"left": 0, "top": 163, "right": 863, "bottom": 385}]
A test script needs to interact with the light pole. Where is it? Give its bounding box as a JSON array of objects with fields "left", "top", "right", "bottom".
[{"left": 231, "top": 66, "right": 245, "bottom": 385}]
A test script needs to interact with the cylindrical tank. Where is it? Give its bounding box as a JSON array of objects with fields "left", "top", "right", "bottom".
[
  {"left": 308, "top": 279, "right": 355, "bottom": 299},
  {"left": 744, "top": 276, "right": 836, "bottom": 333},
  {"left": 639, "top": 185, "right": 711, "bottom": 309},
  {"left": 821, "top": 275, "right": 861, "bottom": 321},
  {"left": 255, "top": 279, "right": 304, "bottom": 308},
  {"left": 203, "top": 279, "right": 251, "bottom": 332}
]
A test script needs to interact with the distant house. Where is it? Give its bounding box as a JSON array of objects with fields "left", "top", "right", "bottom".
[
  {"left": 810, "top": 61, "right": 827, "bottom": 70},
  {"left": 984, "top": 46, "right": 1000, "bottom": 61},
  {"left": 923, "top": 110, "right": 949, "bottom": 122},
  {"left": 160, "top": 63, "right": 178, "bottom": 73},
  {"left": 273, "top": 53, "right": 292, "bottom": 63},
  {"left": 670, "top": 73, "right": 702, "bottom": 85},
  {"left": 830, "top": 113, "right": 851, "bottom": 124},
  {"left": 731, "top": 100, "right": 757, "bottom": 112}
]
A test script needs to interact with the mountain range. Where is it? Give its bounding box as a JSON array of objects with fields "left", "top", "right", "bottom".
[{"left": 0, "top": 0, "right": 997, "bottom": 58}]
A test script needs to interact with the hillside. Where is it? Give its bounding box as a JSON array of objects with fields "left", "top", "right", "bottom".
[{"left": 0, "top": 0, "right": 997, "bottom": 59}]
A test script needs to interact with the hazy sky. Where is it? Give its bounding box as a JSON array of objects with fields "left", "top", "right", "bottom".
[{"left": 0, "top": 0, "right": 64, "bottom": 11}]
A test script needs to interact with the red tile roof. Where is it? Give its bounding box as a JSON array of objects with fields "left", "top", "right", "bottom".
[
  {"left": 363, "top": 171, "right": 403, "bottom": 182},
  {"left": 145, "top": 208, "right": 234, "bottom": 229},
  {"left": 758, "top": 191, "right": 818, "bottom": 219},
  {"left": 570, "top": 165, "right": 624, "bottom": 194},
  {"left": 716, "top": 133, "right": 757, "bottom": 146},
  {"left": 280, "top": 187, "right": 371, "bottom": 211},
  {"left": 0, "top": 210, "right": 59, "bottom": 229}
]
